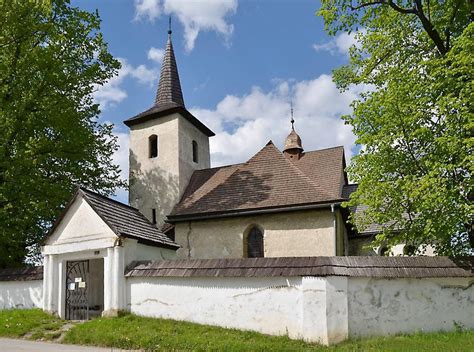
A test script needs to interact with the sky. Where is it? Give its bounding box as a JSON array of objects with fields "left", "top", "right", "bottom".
[{"left": 74, "top": 0, "right": 364, "bottom": 203}]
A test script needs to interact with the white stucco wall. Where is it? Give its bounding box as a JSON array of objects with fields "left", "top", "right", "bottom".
[
  {"left": 124, "top": 239, "right": 176, "bottom": 265},
  {"left": 126, "top": 274, "right": 473, "bottom": 345},
  {"left": 178, "top": 116, "right": 210, "bottom": 197},
  {"left": 129, "top": 112, "right": 210, "bottom": 226},
  {"left": 129, "top": 114, "right": 180, "bottom": 226},
  {"left": 0, "top": 280, "right": 43, "bottom": 310},
  {"left": 347, "top": 277, "right": 474, "bottom": 337},
  {"left": 127, "top": 276, "right": 305, "bottom": 339},
  {"left": 175, "top": 209, "right": 337, "bottom": 259},
  {"left": 44, "top": 197, "right": 117, "bottom": 254}
]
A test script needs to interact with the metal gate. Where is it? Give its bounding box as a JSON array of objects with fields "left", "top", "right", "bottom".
[{"left": 65, "top": 260, "right": 89, "bottom": 320}]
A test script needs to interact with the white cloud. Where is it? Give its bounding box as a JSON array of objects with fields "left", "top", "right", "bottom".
[
  {"left": 313, "top": 30, "right": 364, "bottom": 56},
  {"left": 148, "top": 47, "right": 165, "bottom": 63},
  {"left": 93, "top": 58, "right": 158, "bottom": 110},
  {"left": 134, "top": 0, "right": 238, "bottom": 52},
  {"left": 191, "top": 75, "right": 369, "bottom": 167},
  {"left": 134, "top": 0, "right": 161, "bottom": 21}
]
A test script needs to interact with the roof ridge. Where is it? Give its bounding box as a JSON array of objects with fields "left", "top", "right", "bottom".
[
  {"left": 79, "top": 187, "right": 140, "bottom": 212},
  {"left": 79, "top": 189, "right": 122, "bottom": 237},
  {"left": 303, "top": 145, "right": 345, "bottom": 153},
  {"left": 197, "top": 162, "right": 245, "bottom": 172},
  {"left": 277, "top": 146, "right": 335, "bottom": 200},
  {"left": 177, "top": 162, "right": 244, "bottom": 207},
  {"left": 246, "top": 142, "right": 334, "bottom": 200}
]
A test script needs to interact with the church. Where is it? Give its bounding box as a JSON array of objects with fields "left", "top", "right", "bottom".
[
  {"left": 3, "top": 24, "right": 470, "bottom": 343},
  {"left": 45, "top": 26, "right": 380, "bottom": 262},
  {"left": 40, "top": 27, "right": 381, "bottom": 318},
  {"left": 122, "top": 26, "right": 371, "bottom": 259}
]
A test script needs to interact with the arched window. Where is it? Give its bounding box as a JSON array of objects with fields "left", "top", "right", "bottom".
[
  {"left": 149, "top": 135, "right": 158, "bottom": 158},
  {"left": 379, "top": 245, "right": 389, "bottom": 256},
  {"left": 192, "top": 140, "right": 198, "bottom": 163},
  {"left": 246, "top": 226, "right": 264, "bottom": 258}
]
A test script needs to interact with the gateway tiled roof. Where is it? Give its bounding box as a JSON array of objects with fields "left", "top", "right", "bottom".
[
  {"left": 169, "top": 142, "right": 347, "bottom": 220},
  {"left": 126, "top": 256, "right": 474, "bottom": 279},
  {"left": 80, "top": 189, "right": 179, "bottom": 249}
]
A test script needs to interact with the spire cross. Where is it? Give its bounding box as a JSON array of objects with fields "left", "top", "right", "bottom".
[{"left": 290, "top": 100, "right": 295, "bottom": 129}]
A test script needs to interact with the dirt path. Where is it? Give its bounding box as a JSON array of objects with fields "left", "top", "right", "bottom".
[{"left": 0, "top": 338, "right": 137, "bottom": 352}]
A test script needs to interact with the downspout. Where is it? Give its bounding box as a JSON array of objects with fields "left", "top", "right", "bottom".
[{"left": 331, "top": 203, "right": 337, "bottom": 256}]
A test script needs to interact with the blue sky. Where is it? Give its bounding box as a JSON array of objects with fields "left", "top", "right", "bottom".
[{"left": 74, "top": 0, "right": 363, "bottom": 202}]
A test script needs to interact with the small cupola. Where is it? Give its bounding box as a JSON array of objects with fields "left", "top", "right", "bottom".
[{"left": 283, "top": 112, "right": 303, "bottom": 160}]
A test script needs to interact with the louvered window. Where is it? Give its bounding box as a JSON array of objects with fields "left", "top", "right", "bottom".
[{"left": 247, "top": 226, "right": 264, "bottom": 258}]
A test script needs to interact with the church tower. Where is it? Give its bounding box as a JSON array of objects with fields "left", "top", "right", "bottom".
[{"left": 124, "top": 23, "right": 214, "bottom": 227}]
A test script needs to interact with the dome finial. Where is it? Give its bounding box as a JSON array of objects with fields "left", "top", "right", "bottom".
[
  {"left": 168, "top": 16, "right": 172, "bottom": 36},
  {"left": 283, "top": 100, "right": 303, "bottom": 158}
]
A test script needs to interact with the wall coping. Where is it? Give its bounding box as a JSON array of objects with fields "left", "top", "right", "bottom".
[
  {"left": 125, "top": 256, "right": 474, "bottom": 279},
  {"left": 0, "top": 266, "right": 43, "bottom": 281}
]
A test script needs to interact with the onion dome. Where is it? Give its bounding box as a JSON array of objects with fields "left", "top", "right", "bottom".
[{"left": 283, "top": 117, "right": 303, "bottom": 153}]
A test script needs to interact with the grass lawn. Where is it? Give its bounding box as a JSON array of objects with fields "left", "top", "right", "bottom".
[
  {"left": 0, "top": 309, "right": 64, "bottom": 340},
  {"left": 1, "top": 309, "right": 473, "bottom": 351}
]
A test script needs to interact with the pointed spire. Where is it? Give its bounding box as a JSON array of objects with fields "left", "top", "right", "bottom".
[{"left": 154, "top": 17, "right": 185, "bottom": 107}]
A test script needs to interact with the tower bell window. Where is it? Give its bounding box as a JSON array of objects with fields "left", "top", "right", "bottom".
[
  {"left": 149, "top": 135, "right": 158, "bottom": 158},
  {"left": 192, "top": 140, "right": 198, "bottom": 163}
]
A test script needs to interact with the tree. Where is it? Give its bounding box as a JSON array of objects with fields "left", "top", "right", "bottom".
[
  {"left": 0, "top": 0, "right": 124, "bottom": 267},
  {"left": 318, "top": 1, "right": 473, "bottom": 255}
]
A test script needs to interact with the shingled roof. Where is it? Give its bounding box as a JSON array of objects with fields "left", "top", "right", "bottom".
[
  {"left": 123, "top": 29, "right": 214, "bottom": 137},
  {"left": 0, "top": 266, "right": 43, "bottom": 281},
  {"left": 168, "top": 142, "right": 347, "bottom": 221},
  {"left": 126, "top": 256, "right": 474, "bottom": 279},
  {"left": 47, "top": 188, "right": 179, "bottom": 249},
  {"left": 154, "top": 30, "right": 184, "bottom": 107}
]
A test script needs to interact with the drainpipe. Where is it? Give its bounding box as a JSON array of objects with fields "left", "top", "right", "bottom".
[{"left": 331, "top": 204, "right": 337, "bottom": 256}]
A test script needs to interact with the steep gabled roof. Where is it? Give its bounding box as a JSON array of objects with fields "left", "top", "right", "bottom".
[
  {"left": 169, "top": 142, "right": 346, "bottom": 221},
  {"left": 123, "top": 28, "right": 214, "bottom": 137},
  {"left": 293, "top": 146, "right": 347, "bottom": 199},
  {"left": 46, "top": 188, "right": 179, "bottom": 249},
  {"left": 154, "top": 31, "right": 184, "bottom": 107}
]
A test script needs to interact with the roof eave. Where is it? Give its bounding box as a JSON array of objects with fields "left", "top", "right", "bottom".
[
  {"left": 124, "top": 106, "right": 215, "bottom": 137},
  {"left": 121, "top": 232, "right": 180, "bottom": 250},
  {"left": 167, "top": 200, "right": 345, "bottom": 223}
]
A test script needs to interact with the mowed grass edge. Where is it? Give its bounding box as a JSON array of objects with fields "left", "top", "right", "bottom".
[{"left": 1, "top": 309, "right": 473, "bottom": 351}]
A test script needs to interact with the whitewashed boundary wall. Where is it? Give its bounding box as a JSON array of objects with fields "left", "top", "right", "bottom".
[
  {"left": 0, "top": 267, "right": 43, "bottom": 310},
  {"left": 1, "top": 257, "right": 472, "bottom": 346},
  {"left": 126, "top": 257, "right": 474, "bottom": 345}
]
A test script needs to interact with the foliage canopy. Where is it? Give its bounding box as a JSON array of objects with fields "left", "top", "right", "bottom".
[
  {"left": 0, "top": 0, "right": 124, "bottom": 267},
  {"left": 318, "top": 1, "right": 473, "bottom": 255}
]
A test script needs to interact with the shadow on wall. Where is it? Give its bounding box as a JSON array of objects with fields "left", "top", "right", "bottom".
[
  {"left": 129, "top": 151, "right": 179, "bottom": 224},
  {"left": 0, "top": 283, "right": 43, "bottom": 309},
  {"left": 180, "top": 170, "right": 273, "bottom": 213}
]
